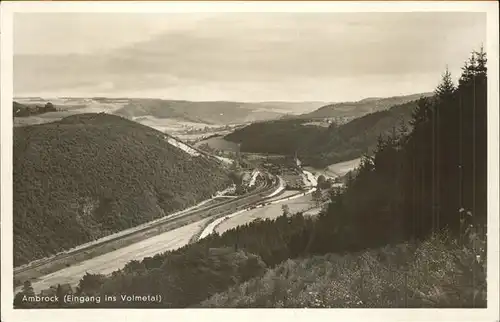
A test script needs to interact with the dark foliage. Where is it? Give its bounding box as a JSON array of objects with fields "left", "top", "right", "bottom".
[
  {"left": 13, "top": 113, "right": 231, "bottom": 265},
  {"left": 307, "top": 48, "right": 487, "bottom": 255},
  {"left": 13, "top": 101, "right": 57, "bottom": 117},
  {"left": 225, "top": 119, "right": 323, "bottom": 156},
  {"left": 299, "top": 101, "right": 418, "bottom": 167},
  {"left": 225, "top": 101, "right": 419, "bottom": 167}
]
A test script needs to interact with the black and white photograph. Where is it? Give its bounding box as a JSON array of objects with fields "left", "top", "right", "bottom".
[{"left": 1, "top": 1, "right": 499, "bottom": 321}]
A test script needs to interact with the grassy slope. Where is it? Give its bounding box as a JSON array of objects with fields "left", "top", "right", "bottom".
[
  {"left": 201, "top": 232, "right": 486, "bottom": 308},
  {"left": 13, "top": 113, "right": 231, "bottom": 266}
]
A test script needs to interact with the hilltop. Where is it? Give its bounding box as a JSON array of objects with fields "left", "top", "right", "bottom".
[
  {"left": 13, "top": 113, "right": 231, "bottom": 266},
  {"left": 293, "top": 92, "right": 433, "bottom": 121},
  {"left": 14, "top": 97, "right": 327, "bottom": 127},
  {"left": 113, "top": 99, "right": 327, "bottom": 125}
]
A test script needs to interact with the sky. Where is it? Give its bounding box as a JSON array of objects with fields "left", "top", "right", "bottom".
[{"left": 13, "top": 12, "right": 486, "bottom": 102}]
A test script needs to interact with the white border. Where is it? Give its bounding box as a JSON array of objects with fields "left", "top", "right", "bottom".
[{"left": 1, "top": 2, "right": 499, "bottom": 322}]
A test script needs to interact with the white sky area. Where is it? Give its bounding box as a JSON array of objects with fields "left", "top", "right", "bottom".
[{"left": 14, "top": 12, "right": 486, "bottom": 102}]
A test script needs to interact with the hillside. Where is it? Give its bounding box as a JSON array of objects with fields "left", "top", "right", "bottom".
[
  {"left": 13, "top": 113, "right": 231, "bottom": 266},
  {"left": 224, "top": 119, "right": 324, "bottom": 156},
  {"left": 297, "top": 92, "right": 433, "bottom": 121},
  {"left": 113, "top": 99, "right": 327, "bottom": 125},
  {"left": 112, "top": 99, "right": 208, "bottom": 124},
  {"left": 225, "top": 100, "right": 419, "bottom": 167},
  {"left": 299, "top": 100, "right": 419, "bottom": 167}
]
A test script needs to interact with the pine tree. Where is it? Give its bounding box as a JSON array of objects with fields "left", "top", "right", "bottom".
[
  {"left": 397, "top": 118, "right": 409, "bottom": 147},
  {"left": 459, "top": 52, "right": 477, "bottom": 88},
  {"left": 474, "top": 45, "right": 487, "bottom": 78},
  {"left": 410, "top": 97, "right": 432, "bottom": 127},
  {"left": 435, "top": 66, "right": 455, "bottom": 100},
  {"left": 374, "top": 133, "right": 386, "bottom": 154}
]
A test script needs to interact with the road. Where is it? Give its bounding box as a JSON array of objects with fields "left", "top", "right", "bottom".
[
  {"left": 15, "top": 171, "right": 280, "bottom": 294},
  {"left": 16, "top": 158, "right": 360, "bottom": 295},
  {"left": 198, "top": 168, "right": 318, "bottom": 240},
  {"left": 23, "top": 220, "right": 209, "bottom": 294},
  {"left": 202, "top": 158, "right": 361, "bottom": 240}
]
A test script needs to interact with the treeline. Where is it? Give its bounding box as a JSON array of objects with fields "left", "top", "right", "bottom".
[
  {"left": 13, "top": 113, "right": 231, "bottom": 266},
  {"left": 15, "top": 48, "right": 487, "bottom": 308},
  {"left": 224, "top": 100, "right": 419, "bottom": 168},
  {"left": 13, "top": 101, "right": 57, "bottom": 117},
  {"left": 311, "top": 47, "right": 487, "bottom": 253}
]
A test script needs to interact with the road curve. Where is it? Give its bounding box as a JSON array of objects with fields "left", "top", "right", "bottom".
[
  {"left": 15, "top": 171, "right": 279, "bottom": 294},
  {"left": 198, "top": 169, "right": 317, "bottom": 240},
  {"left": 19, "top": 220, "right": 210, "bottom": 294}
]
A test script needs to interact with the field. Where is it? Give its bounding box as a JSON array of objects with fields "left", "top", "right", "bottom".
[
  {"left": 214, "top": 193, "right": 315, "bottom": 236},
  {"left": 304, "top": 157, "right": 362, "bottom": 180},
  {"left": 13, "top": 98, "right": 241, "bottom": 141},
  {"left": 194, "top": 136, "right": 241, "bottom": 152},
  {"left": 301, "top": 120, "right": 331, "bottom": 127}
]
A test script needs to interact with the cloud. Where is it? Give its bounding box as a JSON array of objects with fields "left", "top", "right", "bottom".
[{"left": 13, "top": 12, "right": 486, "bottom": 101}]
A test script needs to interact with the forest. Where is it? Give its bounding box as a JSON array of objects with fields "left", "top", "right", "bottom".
[
  {"left": 15, "top": 48, "right": 488, "bottom": 308},
  {"left": 13, "top": 101, "right": 57, "bottom": 117},
  {"left": 225, "top": 100, "right": 419, "bottom": 168}
]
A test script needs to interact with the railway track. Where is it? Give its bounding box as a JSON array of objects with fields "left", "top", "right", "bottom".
[{"left": 14, "top": 171, "right": 278, "bottom": 284}]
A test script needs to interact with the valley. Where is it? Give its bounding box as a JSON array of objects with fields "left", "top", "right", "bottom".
[
  {"left": 12, "top": 76, "right": 486, "bottom": 309},
  {"left": 8, "top": 9, "right": 491, "bottom": 311},
  {"left": 14, "top": 118, "right": 359, "bottom": 296},
  {"left": 12, "top": 93, "right": 414, "bottom": 294}
]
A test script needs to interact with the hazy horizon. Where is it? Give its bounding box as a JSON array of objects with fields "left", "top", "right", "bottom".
[{"left": 14, "top": 12, "right": 486, "bottom": 102}]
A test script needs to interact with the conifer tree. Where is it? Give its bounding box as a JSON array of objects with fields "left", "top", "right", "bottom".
[
  {"left": 475, "top": 45, "right": 487, "bottom": 75},
  {"left": 410, "top": 97, "right": 432, "bottom": 127},
  {"left": 435, "top": 66, "right": 456, "bottom": 100}
]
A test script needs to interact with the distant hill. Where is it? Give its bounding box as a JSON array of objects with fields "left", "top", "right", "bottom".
[
  {"left": 13, "top": 97, "right": 328, "bottom": 127},
  {"left": 113, "top": 99, "right": 327, "bottom": 125},
  {"left": 295, "top": 92, "right": 433, "bottom": 121},
  {"left": 13, "top": 101, "right": 57, "bottom": 117},
  {"left": 225, "top": 99, "right": 421, "bottom": 167},
  {"left": 13, "top": 113, "right": 231, "bottom": 266}
]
